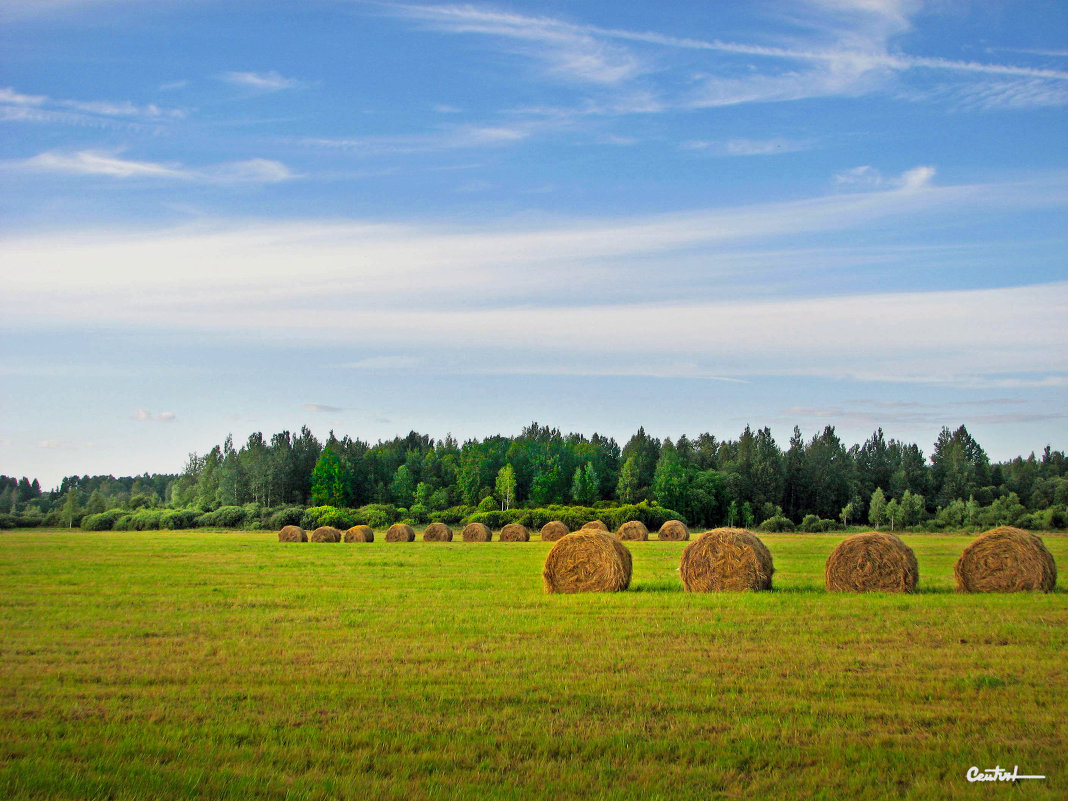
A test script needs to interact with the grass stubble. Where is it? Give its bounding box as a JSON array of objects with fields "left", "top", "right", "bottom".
[{"left": 0, "top": 530, "right": 1064, "bottom": 800}]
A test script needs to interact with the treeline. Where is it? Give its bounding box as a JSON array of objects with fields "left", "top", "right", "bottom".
[{"left": 3, "top": 422, "right": 1067, "bottom": 532}]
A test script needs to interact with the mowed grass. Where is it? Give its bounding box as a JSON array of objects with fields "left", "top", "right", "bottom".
[{"left": 1, "top": 530, "right": 1065, "bottom": 801}]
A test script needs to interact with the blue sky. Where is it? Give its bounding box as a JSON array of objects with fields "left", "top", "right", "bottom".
[{"left": 1, "top": 0, "right": 1066, "bottom": 489}]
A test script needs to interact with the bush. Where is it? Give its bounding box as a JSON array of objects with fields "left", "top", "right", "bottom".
[
  {"left": 759, "top": 515, "right": 795, "bottom": 533},
  {"left": 1040, "top": 505, "right": 1067, "bottom": 530},
  {"left": 301, "top": 505, "right": 355, "bottom": 530},
  {"left": 353, "top": 504, "right": 400, "bottom": 529},
  {"left": 800, "top": 514, "right": 821, "bottom": 532},
  {"left": 268, "top": 506, "right": 305, "bottom": 529},
  {"left": 81, "top": 509, "right": 125, "bottom": 531},
  {"left": 111, "top": 514, "right": 134, "bottom": 531},
  {"left": 477, "top": 496, "right": 498, "bottom": 513},
  {"left": 196, "top": 505, "right": 248, "bottom": 528},
  {"left": 126, "top": 509, "right": 163, "bottom": 531},
  {"left": 465, "top": 509, "right": 522, "bottom": 529},
  {"left": 433, "top": 505, "right": 475, "bottom": 525},
  {"left": 160, "top": 509, "right": 198, "bottom": 530}
]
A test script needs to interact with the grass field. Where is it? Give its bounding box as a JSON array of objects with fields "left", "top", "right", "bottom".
[{"left": 1, "top": 529, "right": 1065, "bottom": 800}]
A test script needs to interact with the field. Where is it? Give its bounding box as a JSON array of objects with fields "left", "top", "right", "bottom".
[{"left": 1, "top": 530, "right": 1065, "bottom": 800}]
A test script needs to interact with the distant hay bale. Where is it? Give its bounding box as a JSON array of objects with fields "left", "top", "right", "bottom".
[
  {"left": 679, "top": 528, "right": 774, "bottom": 592},
  {"left": 344, "top": 525, "right": 374, "bottom": 543},
  {"left": 540, "top": 521, "right": 569, "bottom": 542},
  {"left": 500, "top": 523, "right": 530, "bottom": 542},
  {"left": 658, "top": 520, "right": 690, "bottom": 541},
  {"left": 462, "top": 522, "right": 493, "bottom": 542},
  {"left": 310, "top": 526, "right": 342, "bottom": 543},
  {"left": 581, "top": 520, "right": 609, "bottom": 531},
  {"left": 385, "top": 523, "right": 415, "bottom": 542},
  {"left": 423, "top": 522, "right": 454, "bottom": 542},
  {"left": 542, "top": 530, "right": 632, "bottom": 594},
  {"left": 617, "top": 520, "right": 649, "bottom": 541},
  {"left": 825, "top": 531, "right": 918, "bottom": 593},
  {"left": 278, "top": 525, "right": 307, "bottom": 543},
  {"left": 955, "top": 526, "right": 1057, "bottom": 593}
]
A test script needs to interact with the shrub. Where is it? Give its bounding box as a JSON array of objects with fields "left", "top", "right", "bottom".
[
  {"left": 1040, "top": 505, "right": 1067, "bottom": 530},
  {"left": 353, "top": 504, "right": 399, "bottom": 529},
  {"left": 300, "top": 505, "right": 355, "bottom": 530},
  {"left": 196, "top": 505, "right": 248, "bottom": 528},
  {"left": 800, "top": 514, "right": 821, "bottom": 532},
  {"left": 81, "top": 509, "right": 125, "bottom": 531},
  {"left": 111, "top": 514, "right": 135, "bottom": 531},
  {"left": 477, "top": 496, "right": 498, "bottom": 512},
  {"left": 434, "top": 505, "right": 475, "bottom": 525},
  {"left": 127, "top": 509, "right": 163, "bottom": 531},
  {"left": 759, "top": 515, "right": 795, "bottom": 533},
  {"left": 268, "top": 506, "right": 305, "bottom": 529},
  {"left": 160, "top": 509, "right": 198, "bottom": 530}
]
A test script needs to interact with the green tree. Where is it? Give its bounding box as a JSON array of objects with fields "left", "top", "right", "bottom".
[
  {"left": 727, "top": 499, "right": 740, "bottom": 528},
  {"left": 84, "top": 489, "right": 107, "bottom": 515},
  {"left": 389, "top": 465, "right": 416, "bottom": 507},
  {"left": 570, "top": 462, "right": 599, "bottom": 506},
  {"left": 652, "top": 440, "right": 689, "bottom": 512},
  {"left": 61, "top": 489, "right": 80, "bottom": 529},
  {"left": 868, "top": 487, "right": 888, "bottom": 528},
  {"left": 900, "top": 490, "right": 925, "bottom": 527},
  {"left": 616, "top": 456, "right": 640, "bottom": 504},
  {"left": 311, "top": 447, "right": 346, "bottom": 507},
  {"left": 885, "top": 498, "right": 901, "bottom": 531},
  {"left": 840, "top": 501, "right": 855, "bottom": 527},
  {"left": 495, "top": 464, "right": 517, "bottom": 510}
]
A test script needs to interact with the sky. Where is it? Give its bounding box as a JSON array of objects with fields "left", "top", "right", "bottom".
[{"left": 1, "top": 0, "right": 1066, "bottom": 489}]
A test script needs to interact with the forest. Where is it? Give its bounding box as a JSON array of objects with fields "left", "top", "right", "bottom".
[{"left": 3, "top": 422, "right": 1066, "bottom": 532}]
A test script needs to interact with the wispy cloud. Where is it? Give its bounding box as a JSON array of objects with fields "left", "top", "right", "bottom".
[
  {"left": 0, "top": 85, "right": 185, "bottom": 128},
  {"left": 134, "top": 409, "right": 176, "bottom": 423},
  {"left": 298, "top": 123, "right": 533, "bottom": 155},
  {"left": 6, "top": 150, "right": 296, "bottom": 184},
  {"left": 834, "top": 164, "right": 934, "bottom": 191},
  {"left": 219, "top": 70, "right": 303, "bottom": 92},
  {"left": 301, "top": 403, "right": 344, "bottom": 413},
  {"left": 682, "top": 137, "right": 812, "bottom": 157},
  {"left": 337, "top": 356, "right": 422, "bottom": 370}
]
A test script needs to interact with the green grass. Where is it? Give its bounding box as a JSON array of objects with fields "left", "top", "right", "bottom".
[{"left": 1, "top": 530, "right": 1065, "bottom": 800}]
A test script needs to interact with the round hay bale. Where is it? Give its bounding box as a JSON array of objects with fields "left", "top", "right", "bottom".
[
  {"left": 679, "top": 528, "right": 774, "bottom": 592},
  {"left": 278, "top": 525, "right": 307, "bottom": 543},
  {"left": 825, "top": 531, "right": 918, "bottom": 593},
  {"left": 462, "top": 522, "right": 492, "bottom": 542},
  {"left": 499, "top": 523, "right": 530, "bottom": 542},
  {"left": 310, "top": 526, "right": 341, "bottom": 543},
  {"left": 423, "top": 522, "right": 454, "bottom": 542},
  {"left": 581, "top": 519, "right": 608, "bottom": 531},
  {"left": 658, "top": 520, "right": 690, "bottom": 541},
  {"left": 344, "top": 525, "right": 374, "bottom": 543},
  {"left": 540, "top": 520, "right": 569, "bottom": 542},
  {"left": 543, "top": 530, "right": 632, "bottom": 594},
  {"left": 954, "top": 526, "right": 1057, "bottom": 593},
  {"left": 617, "top": 520, "right": 649, "bottom": 541},
  {"left": 385, "top": 523, "right": 415, "bottom": 542}
]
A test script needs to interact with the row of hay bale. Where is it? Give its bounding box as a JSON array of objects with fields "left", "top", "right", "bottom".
[
  {"left": 543, "top": 526, "right": 1057, "bottom": 595},
  {"left": 279, "top": 518, "right": 692, "bottom": 544}
]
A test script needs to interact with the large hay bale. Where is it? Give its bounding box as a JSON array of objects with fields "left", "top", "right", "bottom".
[
  {"left": 385, "top": 523, "right": 415, "bottom": 542},
  {"left": 423, "top": 522, "right": 454, "bottom": 542},
  {"left": 581, "top": 520, "right": 608, "bottom": 531},
  {"left": 617, "top": 520, "right": 649, "bottom": 541},
  {"left": 954, "top": 527, "right": 1057, "bottom": 593},
  {"left": 500, "top": 523, "right": 530, "bottom": 542},
  {"left": 540, "top": 520, "right": 569, "bottom": 542},
  {"left": 658, "top": 520, "right": 690, "bottom": 541},
  {"left": 679, "top": 528, "right": 774, "bottom": 592},
  {"left": 825, "top": 531, "right": 918, "bottom": 593},
  {"left": 344, "top": 525, "right": 374, "bottom": 543},
  {"left": 310, "top": 526, "right": 342, "bottom": 543},
  {"left": 543, "top": 530, "right": 632, "bottom": 594},
  {"left": 278, "top": 525, "right": 307, "bottom": 543},
  {"left": 462, "top": 522, "right": 492, "bottom": 542}
]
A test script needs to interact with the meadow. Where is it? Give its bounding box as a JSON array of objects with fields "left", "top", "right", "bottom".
[{"left": 1, "top": 529, "right": 1065, "bottom": 800}]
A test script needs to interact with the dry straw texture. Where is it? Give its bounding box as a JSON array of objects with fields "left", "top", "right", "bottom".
[
  {"left": 581, "top": 520, "right": 609, "bottom": 531},
  {"left": 954, "top": 526, "right": 1057, "bottom": 593},
  {"left": 462, "top": 522, "right": 493, "bottom": 542},
  {"left": 679, "top": 528, "right": 774, "bottom": 592},
  {"left": 310, "top": 526, "right": 342, "bottom": 543},
  {"left": 385, "top": 523, "right": 415, "bottom": 542},
  {"left": 542, "top": 530, "right": 632, "bottom": 594},
  {"left": 423, "top": 523, "right": 454, "bottom": 542},
  {"left": 500, "top": 523, "right": 530, "bottom": 542},
  {"left": 658, "top": 520, "right": 690, "bottom": 541},
  {"left": 278, "top": 525, "right": 307, "bottom": 543},
  {"left": 617, "top": 520, "right": 649, "bottom": 541},
  {"left": 825, "top": 532, "right": 918, "bottom": 593},
  {"left": 540, "top": 521, "right": 569, "bottom": 542},
  {"left": 344, "top": 525, "right": 374, "bottom": 543}
]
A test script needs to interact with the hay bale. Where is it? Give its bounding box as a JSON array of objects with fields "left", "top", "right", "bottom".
[
  {"left": 955, "top": 526, "right": 1057, "bottom": 593},
  {"left": 500, "top": 523, "right": 530, "bottom": 542},
  {"left": 462, "top": 522, "right": 492, "bottom": 542},
  {"left": 344, "top": 525, "right": 374, "bottom": 543},
  {"left": 423, "top": 522, "right": 454, "bottom": 542},
  {"left": 540, "top": 520, "right": 569, "bottom": 542},
  {"left": 617, "top": 520, "right": 649, "bottom": 541},
  {"left": 278, "top": 525, "right": 307, "bottom": 543},
  {"left": 310, "top": 526, "right": 341, "bottom": 543},
  {"left": 658, "top": 520, "right": 690, "bottom": 541},
  {"left": 581, "top": 520, "right": 608, "bottom": 531},
  {"left": 385, "top": 523, "right": 415, "bottom": 542},
  {"left": 679, "top": 528, "right": 774, "bottom": 592},
  {"left": 825, "top": 531, "right": 918, "bottom": 593},
  {"left": 543, "top": 530, "right": 632, "bottom": 594}
]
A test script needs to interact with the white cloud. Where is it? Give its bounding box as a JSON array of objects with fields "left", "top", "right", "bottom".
[
  {"left": 338, "top": 356, "right": 422, "bottom": 370},
  {"left": 0, "top": 85, "right": 184, "bottom": 127},
  {"left": 6, "top": 150, "right": 295, "bottom": 184},
  {"left": 684, "top": 138, "right": 811, "bottom": 156},
  {"left": 833, "top": 164, "right": 932, "bottom": 191},
  {"left": 134, "top": 409, "right": 176, "bottom": 423},
  {"left": 219, "top": 70, "right": 302, "bottom": 91},
  {"left": 301, "top": 403, "right": 345, "bottom": 413}
]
